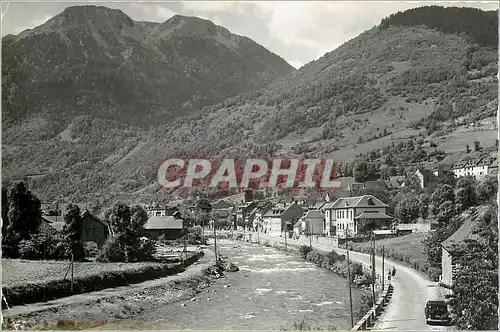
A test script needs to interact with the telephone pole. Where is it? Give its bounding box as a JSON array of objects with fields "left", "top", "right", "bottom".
[
  {"left": 371, "top": 231, "right": 376, "bottom": 312},
  {"left": 284, "top": 226, "right": 287, "bottom": 251},
  {"left": 382, "top": 245, "right": 385, "bottom": 291},
  {"left": 213, "top": 214, "right": 218, "bottom": 265},
  {"left": 347, "top": 249, "right": 354, "bottom": 328}
]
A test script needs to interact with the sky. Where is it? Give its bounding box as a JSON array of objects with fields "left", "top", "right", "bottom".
[{"left": 1, "top": 1, "right": 498, "bottom": 68}]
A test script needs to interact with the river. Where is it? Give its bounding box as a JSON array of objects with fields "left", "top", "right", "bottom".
[{"left": 129, "top": 239, "right": 364, "bottom": 330}]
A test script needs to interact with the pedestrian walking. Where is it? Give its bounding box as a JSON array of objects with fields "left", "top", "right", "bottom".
[{"left": 392, "top": 267, "right": 396, "bottom": 277}]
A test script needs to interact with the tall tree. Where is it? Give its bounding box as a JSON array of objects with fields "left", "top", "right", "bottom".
[
  {"left": 62, "top": 204, "right": 85, "bottom": 261},
  {"left": 430, "top": 184, "right": 454, "bottom": 215},
  {"left": 418, "top": 193, "right": 430, "bottom": 220},
  {"left": 353, "top": 161, "right": 369, "bottom": 182},
  {"left": 2, "top": 186, "right": 10, "bottom": 239},
  {"left": 2, "top": 182, "right": 42, "bottom": 257},
  {"left": 455, "top": 176, "right": 477, "bottom": 212},
  {"left": 395, "top": 194, "right": 420, "bottom": 223},
  {"left": 101, "top": 202, "right": 151, "bottom": 262}
]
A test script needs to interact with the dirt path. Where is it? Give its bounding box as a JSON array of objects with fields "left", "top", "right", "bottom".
[
  {"left": 2, "top": 249, "right": 215, "bottom": 329},
  {"left": 257, "top": 233, "right": 453, "bottom": 331}
]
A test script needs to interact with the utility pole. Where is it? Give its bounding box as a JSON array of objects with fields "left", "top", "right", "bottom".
[
  {"left": 284, "top": 225, "right": 287, "bottom": 251},
  {"left": 214, "top": 214, "right": 218, "bottom": 265},
  {"left": 371, "top": 231, "right": 376, "bottom": 312},
  {"left": 183, "top": 223, "right": 187, "bottom": 266},
  {"left": 347, "top": 249, "right": 354, "bottom": 328},
  {"left": 309, "top": 227, "right": 313, "bottom": 248},
  {"left": 345, "top": 228, "right": 348, "bottom": 249},
  {"left": 382, "top": 245, "right": 385, "bottom": 291},
  {"left": 70, "top": 254, "right": 74, "bottom": 294}
]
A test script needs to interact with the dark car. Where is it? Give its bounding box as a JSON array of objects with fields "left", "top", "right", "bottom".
[{"left": 425, "top": 300, "right": 452, "bottom": 325}]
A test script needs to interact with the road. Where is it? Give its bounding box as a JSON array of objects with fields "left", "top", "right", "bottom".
[{"left": 255, "top": 233, "right": 453, "bottom": 331}]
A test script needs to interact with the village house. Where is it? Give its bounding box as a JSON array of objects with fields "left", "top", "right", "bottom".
[
  {"left": 451, "top": 155, "right": 497, "bottom": 179},
  {"left": 262, "top": 202, "right": 303, "bottom": 235},
  {"left": 440, "top": 207, "right": 486, "bottom": 286},
  {"left": 413, "top": 168, "right": 435, "bottom": 189},
  {"left": 234, "top": 201, "right": 257, "bottom": 230},
  {"left": 300, "top": 210, "right": 324, "bottom": 236},
  {"left": 212, "top": 206, "right": 234, "bottom": 229},
  {"left": 145, "top": 204, "right": 179, "bottom": 217},
  {"left": 252, "top": 202, "right": 273, "bottom": 231},
  {"left": 385, "top": 175, "right": 406, "bottom": 190},
  {"left": 327, "top": 177, "right": 355, "bottom": 190},
  {"left": 144, "top": 211, "right": 183, "bottom": 240},
  {"left": 323, "top": 195, "right": 392, "bottom": 237},
  {"left": 42, "top": 211, "right": 111, "bottom": 247}
]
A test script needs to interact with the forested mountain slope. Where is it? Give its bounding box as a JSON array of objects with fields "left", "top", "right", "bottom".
[{"left": 3, "top": 6, "right": 497, "bottom": 205}]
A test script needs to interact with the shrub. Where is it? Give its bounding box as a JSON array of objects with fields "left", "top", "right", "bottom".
[
  {"left": 97, "top": 237, "right": 126, "bottom": 262},
  {"left": 131, "top": 237, "right": 156, "bottom": 262},
  {"left": 18, "top": 226, "right": 64, "bottom": 260},
  {"left": 298, "top": 245, "right": 313, "bottom": 258},
  {"left": 83, "top": 242, "right": 100, "bottom": 259}
]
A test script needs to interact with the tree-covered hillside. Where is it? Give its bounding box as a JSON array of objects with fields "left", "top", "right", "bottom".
[
  {"left": 2, "top": 6, "right": 498, "bottom": 204},
  {"left": 380, "top": 6, "right": 498, "bottom": 48}
]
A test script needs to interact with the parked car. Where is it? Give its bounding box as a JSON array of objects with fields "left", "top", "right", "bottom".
[{"left": 425, "top": 300, "right": 452, "bottom": 325}]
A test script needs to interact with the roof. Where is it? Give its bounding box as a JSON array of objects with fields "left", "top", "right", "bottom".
[
  {"left": 294, "top": 220, "right": 302, "bottom": 228},
  {"left": 263, "top": 202, "right": 298, "bottom": 217},
  {"left": 82, "top": 210, "right": 109, "bottom": 227},
  {"left": 42, "top": 215, "right": 63, "bottom": 224},
  {"left": 325, "top": 195, "right": 388, "bottom": 209},
  {"left": 312, "top": 201, "right": 326, "bottom": 209},
  {"left": 441, "top": 207, "right": 487, "bottom": 251},
  {"left": 42, "top": 210, "right": 109, "bottom": 229},
  {"left": 373, "top": 229, "right": 394, "bottom": 235},
  {"left": 389, "top": 176, "right": 405, "bottom": 182},
  {"left": 144, "top": 216, "right": 183, "bottom": 230},
  {"left": 385, "top": 179, "right": 403, "bottom": 189},
  {"left": 304, "top": 210, "right": 324, "bottom": 219},
  {"left": 452, "top": 156, "right": 493, "bottom": 170},
  {"left": 364, "top": 181, "right": 388, "bottom": 191},
  {"left": 212, "top": 199, "right": 232, "bottom": 209},
  {"left": 214, "top": 209, "right": 231, "bottom": 218},
  {"left": 46, "top": 221, "right": 65, "bottom": 232},
  {"left": 355, "top": 211, "right": 393, "bottom": 220}
]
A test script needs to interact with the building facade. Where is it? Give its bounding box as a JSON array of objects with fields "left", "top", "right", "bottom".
[{"left": 323, "top": 195, "right": 392, "bottom": 237}]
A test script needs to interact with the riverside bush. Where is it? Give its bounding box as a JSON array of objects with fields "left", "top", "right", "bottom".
[{"left": 298, "top": 245, "right": 313, "bottom": 258}]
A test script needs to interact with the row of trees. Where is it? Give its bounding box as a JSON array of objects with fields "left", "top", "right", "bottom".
[
  {"left": 1, "top": 182, "right": 159, "bottom": 263},
  {"left": 393, "top": 174, "right": 494, "bottom": 224}
]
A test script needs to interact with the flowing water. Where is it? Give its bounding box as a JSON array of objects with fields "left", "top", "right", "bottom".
[{"left": 136, "top": 239, "right": 364, "bottom": 330}]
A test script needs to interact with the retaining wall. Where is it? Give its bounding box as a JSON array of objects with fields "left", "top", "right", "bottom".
[{"left": 351, "top": 283, "right": 394, "bottom": 330}]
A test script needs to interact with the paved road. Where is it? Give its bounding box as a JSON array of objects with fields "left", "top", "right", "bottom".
[{"left": 255, "top": 233, "right": 452, "bottom": 331}]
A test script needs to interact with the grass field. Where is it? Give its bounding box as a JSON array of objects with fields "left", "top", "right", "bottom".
[
  {"left": 351, "top": 233, "right": 428, "bottom": 264},
  {"left": 1, "top": 259, "right": 165, "bottom": 287}
]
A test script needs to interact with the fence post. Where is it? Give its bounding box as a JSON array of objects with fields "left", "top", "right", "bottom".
[{"left": 70, "top": 254, "right": 74, "bottom": 294}]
